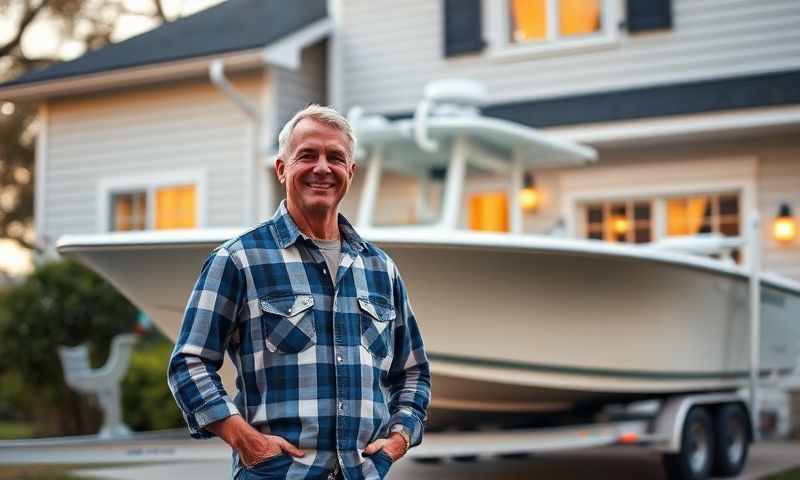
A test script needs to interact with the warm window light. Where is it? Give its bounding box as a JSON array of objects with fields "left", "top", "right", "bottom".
[
  {"left": 611, "top": 215, "right": 630, "bottom": 235},
  {"left": 773, "top": 203, "right": 796, "bottom": 243},
  {"left": 519, "top": 173, "right": 539, "bottom": 212}
]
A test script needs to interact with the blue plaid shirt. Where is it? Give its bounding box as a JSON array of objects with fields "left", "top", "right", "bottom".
[{"left": 168, "top": 201, "right": 431, "bottom": 479}]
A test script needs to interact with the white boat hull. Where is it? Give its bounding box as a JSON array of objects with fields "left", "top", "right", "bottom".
[{"left": 57, "top": 231, "right": 800, "bottom": 425}]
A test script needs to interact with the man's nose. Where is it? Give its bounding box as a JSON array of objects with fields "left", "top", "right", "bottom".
[{"left": 313, "top": 155, "right": 332, "bottom": 173}]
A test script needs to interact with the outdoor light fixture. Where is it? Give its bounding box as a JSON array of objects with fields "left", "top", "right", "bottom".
[
  {"left": 773, "top": 203, "right": 796, "bottom": 243},
  {"left": 519, "top": 173, "right": 539, "bottom": 212}
]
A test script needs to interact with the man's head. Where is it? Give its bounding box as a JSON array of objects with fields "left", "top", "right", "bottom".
[{"left": 275, "top": 105, "right": 357, "bottom": 217}]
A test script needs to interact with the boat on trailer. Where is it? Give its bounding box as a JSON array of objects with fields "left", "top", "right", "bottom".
[{"left": 57, "top": 80, "right": 800, "bottom": 430}]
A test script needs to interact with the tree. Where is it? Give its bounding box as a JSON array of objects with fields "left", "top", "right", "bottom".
[{"left": 0, "top": 0, "right": 175, "bottom": 254}]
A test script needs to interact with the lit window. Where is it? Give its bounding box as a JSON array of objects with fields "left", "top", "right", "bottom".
[
  {"left": 111, "top": 191, "right": 147, "bottom": 231},
  {"left": 509, "top": 0, "right": 602, "bottom": 44},
  {"left": 666, "top": 194, "right": 739, "bottom": 237},
  {"left": 108, "top": 184, "right": 197, "bottom": 231},
  {"left": 469, "top": 192, "right": 510, "bottom": 232},
  {"left": 584, "top": 200, "right": 651, "bottom": 243},
  {"left": 155, "top": 185, "right": 196, "bottom": 229}
]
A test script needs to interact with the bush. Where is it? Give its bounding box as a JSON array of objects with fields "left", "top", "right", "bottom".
[
  {"left": 122, "top": 339, "right": 184, "bottom": 431},
  {"left": 0, "top": 259, "right": 138, "bottom": 436}
]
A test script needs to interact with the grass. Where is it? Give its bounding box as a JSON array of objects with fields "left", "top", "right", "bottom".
[
  {"left": 766, "top": 468, "right": 800, "bottom": 480},
  {"left": 0, "top": 421, "right": 35, "bottom": 440}
]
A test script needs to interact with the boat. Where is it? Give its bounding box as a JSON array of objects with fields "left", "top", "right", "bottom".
[{"left": 57, "top": 80, "right": 800, "bottom": 429}]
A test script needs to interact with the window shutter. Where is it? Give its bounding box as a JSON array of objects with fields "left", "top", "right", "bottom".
[
  {"left": 626, "top": 0, "right": 672, "bottom": 33},
  {"left": 443, "top": 0, "right": 485, "bottom": 57}
]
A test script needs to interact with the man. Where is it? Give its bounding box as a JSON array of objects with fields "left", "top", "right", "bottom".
[{"left": 168, "top": 105, "right": 431, "bottom": 480}]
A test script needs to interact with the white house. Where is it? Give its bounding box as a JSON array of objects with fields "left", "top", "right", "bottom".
[{"left": 0, "top": 0, "right": 798, "bottom": 280}]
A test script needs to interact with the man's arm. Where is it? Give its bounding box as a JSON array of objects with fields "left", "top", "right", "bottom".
[{"left": 167, "top": 246, "right": 242, "bottom": 438}]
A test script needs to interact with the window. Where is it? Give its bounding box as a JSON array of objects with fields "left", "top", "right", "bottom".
[
  {"left": 581, "top": 192, "right": 742, "bottom": 253},
  {"left": 109, "top": 184, "right": 197, "bottom": 231},
  {"left": 666, "top": 194, "right": 739, "bottom": 238},
  {"left": 110, "top": 191, "right": 147, "bottom": 231},
  {"left": 99, "top": 170, "right": 205, "bottom": 232},
  {"left": 510, "top": 0, "right": 602, "bottom": 43},
  {"left": 584, "top": 200, "right": 651, "bottom": 243},
  {"left": 492, "top": 0, "right": 617, "bottom": 58},
  {"left": 469, "top": 192, "right": 510, "bottom": 232}
]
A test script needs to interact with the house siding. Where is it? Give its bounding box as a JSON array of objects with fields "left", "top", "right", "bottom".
[
  {"left": 43, "top": 72, "right": 264, "bottom": 245},
  {"left": 338, "top": 0, "right": 800, "bottom": 115},
  {"left": 275, "top": 42, "right": 327, "bottom": 131}
]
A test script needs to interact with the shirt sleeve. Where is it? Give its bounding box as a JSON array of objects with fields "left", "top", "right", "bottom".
[
  {"left": 167, "top": 246, "right": 243, "bottom": 439},
  {"left": 385, "top": 264, "right": 431, "bottom": 448}
]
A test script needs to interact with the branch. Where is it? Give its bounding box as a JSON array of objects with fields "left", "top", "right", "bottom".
[{"left": 0, "top": 0, "right": 53, "bottom": 58}]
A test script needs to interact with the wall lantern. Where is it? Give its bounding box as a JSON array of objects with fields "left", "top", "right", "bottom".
[
  {"left": 773, "top": 202, "right": 796, "bottom": 243},
  {"left": 519, "top": 173, "right": 539, "bottom": 212}
]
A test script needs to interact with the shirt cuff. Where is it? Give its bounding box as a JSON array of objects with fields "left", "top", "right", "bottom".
[
  {"left": 187, "top": 397, "right": 239, "bottom": 439},
  {"left": 387, "top": 407, "right": 424, "bottom": 447}
]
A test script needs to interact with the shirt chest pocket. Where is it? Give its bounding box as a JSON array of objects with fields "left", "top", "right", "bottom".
[
  {"left": 357, "top": 296, "right": 396, "bottom": 359},
  {"left": 259, "top": 293, "right": 316, "bottom": 354}
]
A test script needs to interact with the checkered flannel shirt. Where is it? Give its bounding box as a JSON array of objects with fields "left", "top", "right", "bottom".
[{"left": 167, "top": 201, "right": 431, "bottom": 479}]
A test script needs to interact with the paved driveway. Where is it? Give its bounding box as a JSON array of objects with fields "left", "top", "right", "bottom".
[{"left": 76, "top": 442, "right": 800, "bottom": 480}]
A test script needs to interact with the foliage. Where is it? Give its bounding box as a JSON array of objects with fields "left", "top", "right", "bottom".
[
  {"left": 0, "top": 259, "right": 138, "bottom": 435},
  {"left": 121, "top": 338, "right": 184, "bottom": 432},
  {"left": 0, "top": 0, "right": 173, "bottom": 254}
]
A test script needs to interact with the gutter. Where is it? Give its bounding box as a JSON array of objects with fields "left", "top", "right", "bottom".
[{"left": 0, "top": 48, "right": 264, "bottom": 102}]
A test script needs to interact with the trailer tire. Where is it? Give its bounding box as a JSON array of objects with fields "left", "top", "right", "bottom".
[
  {"left": 711, "top": 404, "right": 749, "bottom": 477},
  {"left": 663, "top": 407, "right": 714, "bottom": 480}
]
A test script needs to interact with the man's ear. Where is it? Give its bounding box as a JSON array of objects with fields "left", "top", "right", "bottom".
[{"left": 274, "top": 156, "right": 286, "bottom": 184}]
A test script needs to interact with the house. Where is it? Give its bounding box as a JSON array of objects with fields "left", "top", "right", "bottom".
[{"left": 0, "top": 0, "right": 798, "bottom": 281}]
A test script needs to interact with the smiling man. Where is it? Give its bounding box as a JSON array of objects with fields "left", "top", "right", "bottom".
[{"left": 168, "top": 105, "right": 431, "bottom": 480}]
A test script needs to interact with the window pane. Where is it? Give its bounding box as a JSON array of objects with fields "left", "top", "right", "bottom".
[
  {"left": 510, "top": 0, "right": 547, "bottom": 42},
  {"left": 719, "top": 195, "right": 739, "bottom": 216},
  {"left": 587, "top": 205, "right": 603, "bottom": 223},
  {"left": 667, "top": 197, "right": 710, "bottom": 236},
  {"left": 559, "top": 0, "right": 601, "bottom": 37},
  {"left": 155, "top": 185, "right": 196, "bottom": 229},
  {"left": 469, "top": 192, "right": 509, "bottom": 232},
  {"left": 111, "top": 191, "right": 146, "bottom": 231}
]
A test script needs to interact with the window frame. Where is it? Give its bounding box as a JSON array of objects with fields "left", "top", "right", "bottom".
[
  {"left": 486, "top": 0, "right": 621, "bottom": 61},
  {"left": 97, "top": 169, "right": 207, "bottom": 232}
]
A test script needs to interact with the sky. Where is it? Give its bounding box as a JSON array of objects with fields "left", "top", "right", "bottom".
[{"left": 0, "top": 0, "right": 226, "bottom": 276}]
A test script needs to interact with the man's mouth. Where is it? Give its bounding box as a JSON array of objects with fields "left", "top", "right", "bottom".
[{"left": 306, "top": 181, "right": 336, "bottom": 190}]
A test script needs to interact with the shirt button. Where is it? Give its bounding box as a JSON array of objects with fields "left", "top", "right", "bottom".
[
  {"left": 322, "top": 268, "right": 327, "bottom": 275},
  {"left": 338, "top": 401, "right": 344, "bottom": 412},
  {"left": 336, "top": 355, "right": 343, "bottom": 363}
]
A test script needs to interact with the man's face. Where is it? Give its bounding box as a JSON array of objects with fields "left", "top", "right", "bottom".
[{"left": 275, "top": 118, "right": 356, "bottom": 216}]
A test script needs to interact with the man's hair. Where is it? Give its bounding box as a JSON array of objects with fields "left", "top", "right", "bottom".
[{"left": 277, "top": 104, "right": 357, "bottom": 162}]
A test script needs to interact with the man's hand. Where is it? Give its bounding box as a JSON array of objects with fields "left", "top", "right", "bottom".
[
  {"left": 364, "top": 432, "right": 407, "bottom": 462},
  {"left": 207, "top": 415, "right": 305, "bottom": 467}
]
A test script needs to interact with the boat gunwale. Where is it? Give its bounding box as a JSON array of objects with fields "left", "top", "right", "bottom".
[{"left": 55, "top": 228, "right": 800, "bottom": 295}]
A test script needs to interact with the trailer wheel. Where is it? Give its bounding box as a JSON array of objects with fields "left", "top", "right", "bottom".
[
  {"left": 711, "top": 404, "right": 749, "bottom": 477},
  {"left": 663, "top": 407, "right": 714, "bottom": 480}
]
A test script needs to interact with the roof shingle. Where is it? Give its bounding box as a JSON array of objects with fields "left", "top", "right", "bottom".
[{"left": 3, "top": 0, "right": 327, "bottom": 87}]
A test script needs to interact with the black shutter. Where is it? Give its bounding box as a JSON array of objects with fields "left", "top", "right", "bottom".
[
  {"left": 443, "top": 0, "right": 485, "bottom": 57},
  {"left": 626, "top": 0, "right": 672, "bottom": 33}
]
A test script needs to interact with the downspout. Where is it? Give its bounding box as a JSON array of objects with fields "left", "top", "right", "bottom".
[{"left": 209, "top": 59, "right": 266, "bottom": 226}]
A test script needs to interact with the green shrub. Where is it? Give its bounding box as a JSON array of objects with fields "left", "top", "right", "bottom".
[
  {"left": 0, "top": 259, "right": 137, "bottom": 436},
  {"left": 122, "top": 339, "right": 184, "bottom": 431}
]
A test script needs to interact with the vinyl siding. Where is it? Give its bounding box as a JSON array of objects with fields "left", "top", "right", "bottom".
[
  {"left": 43, "top": 72, "right": 264, "bottom": 244},
  {"left": 275, "top": 42, "right": 327, "bottom": 131},
  {"left": 338, "top": 0, "right": 800, "bottom": 114}
]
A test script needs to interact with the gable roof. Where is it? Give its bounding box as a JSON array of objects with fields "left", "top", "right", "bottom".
[{"left": 2, "top": 0, "right": 326, "bottom": 89}]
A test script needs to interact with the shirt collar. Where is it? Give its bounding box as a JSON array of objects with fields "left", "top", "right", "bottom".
[{"left": 270, "top": 200, "right": 367, "bottom": 252}]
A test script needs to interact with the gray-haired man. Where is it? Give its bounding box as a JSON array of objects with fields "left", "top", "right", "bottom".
[{"left": 168, "top": 105, "right": 431, "bottom": 479}]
